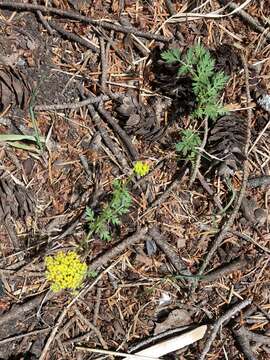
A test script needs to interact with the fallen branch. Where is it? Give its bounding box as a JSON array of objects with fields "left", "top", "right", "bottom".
[
  {"left": 0, "top": 2, "right": 169, "bottom": 42},
  {"left": 201, "top": 256, "right": 249, "bottom": 282},
  {"left": 247, "top": 175, "right": 270, "bottom": 189},
  {"left": 0, "top": 292, "right": 50, "bottom": 327},
  {"left": 97, "top": 104, "right": 139, "bottom": 161},
  {"left": 90, "top": 227, "right": 148, "bottom": 271},
  {"left": 199, "top": 298, "right": 252, "bottom": 360},
  {"left": 0, "top": 328, "right": 50, "bottom": 346},
  {"left": 49, "top": 21, "right": 99, "bottom": 52},
  {"left": 34, "top": 94, "right": 111, "bottom": 111},
  {"left": 148, "top": 227, "right": 189, "bottom": 273},
  {"left": 233, "top": 326, "right": 257, "bottom": 360},
  {"left": 218, "top": 0, "right": 270, "bottom": 42}
]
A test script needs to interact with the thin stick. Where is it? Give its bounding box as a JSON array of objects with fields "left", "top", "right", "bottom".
[
  {"left": 188, "top": 117, "right": 208, "bottom": 188},
  {"left": 0, "top": 328, "right": 50, "bottom": 346},
  {"left": 33, "top": 0, "right": 53, "bottom": 34},
  {"left": 199, "top": 299, "right": 252, "bottom": 360},
  {"left": 90, "top": 227, "right": 148, "bottom": 270},
  {"left": 218, "top": 0, "right": 270, "bottom": 42},
  {"left": 148, "top": 227, "right": 189, "bottom": 273},
  {"left": 99, "top": 37, "right": 107, "bottom": 90},
  {"left": 230, "top": 230, "right": 270, "bottom": 254},
  {"left": 233, "top": 326, "right": 256, "bottom": 360},
  {"left": 76, "top": 346, "right": 160, "bottom": 360},
  {"left": 164, "top": 0, "right": 175, "bottom": 16},
  {"left": 34, "top": 94, "right": 111, "bottom": 111},
  {"left": 49, "top": 21, "right": 99, "bottom": 52},
  {"left": 97, "top": 104, "right": 138, "bottom": 160},
  {"left": 0, "top": 2, "right": 169, "bottom": 42}
]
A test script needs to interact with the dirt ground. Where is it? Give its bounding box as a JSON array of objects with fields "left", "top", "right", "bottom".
[{"left": 0, "top": 1, "right": 269, "bottom": 359}]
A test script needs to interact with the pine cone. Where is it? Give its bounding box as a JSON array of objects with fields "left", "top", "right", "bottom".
[
  {"left": 0, "top": 66, "right": 31, "bottom": 111},
  {"left": 207, "top": 115, "right": 248, "bottom": 177},
  {"left": 114, "top": 92, "right": 171, "bottom": 140},
  {"left": 0, "top": 170, "right": 34, "bottom": 222}
]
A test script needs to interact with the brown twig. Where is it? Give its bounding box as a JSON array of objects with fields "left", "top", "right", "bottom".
[
  {"left": 0, "top": 2, "right": 169, "bottom": 42},
  {"left": 90, "top": 227, "right": 148, "bottom": 271},
  {"left": 33, "top": 0, "right": 53, "bottom": 34},
  {"left": 201, "top": 256, "right": 249, "bottom": 282},
  {"left": 247, "top": 175, "right": 270, "bottom": 189},
  {"left": 233, "top": 326, "right": 257, "bottom": 360},
  {"left": 164, "top": 0, "right": 176, "bottom": 16},
  {"left": 230, "top": 231, "right": 270, "bottom": 254},
  {"left": 148, "top": 227, "right": 189, "bottom": 273},
  {"left": 97, "top": 104, "right": 139, "bottom": 161},
  {"left": 237, "top": 326, "right": 270, "bottom": 346},
  {"left": 0, "top": 328, "right": 50, "bottom": 346},
  {"left": 197, "top": 170, "right": 223, "bottom": 211},
  {"left": 93, "top": 287, "right": 102, "bottom": 326},
  {"left": 218, "top": 0, "right": 270, "bottom": 42},
  {"left": 34, "top": 94, "right": 111, "bottom": 111},
  {"left": 0, "top": 291, "right": 50, "bottom": 327},
  {"left": 74, "top": 306, "right": 108, "bottom": 348},
  {"left": 199, "top": 299, "right": 252, "bottom": 360},
  {"left": 254, "top": 303, "right": 270, "bottom": 322},
  {"left": 147, "top": 165, "right": 189, "bottom": 211},
  {"left": 49, "top": 21, "right": 99, "bottom": 52},
  {"left": 85, "top": 98, "right": 130, "bottom": 171},
  {"left": 99, "top": 37, "right": 107, "bottom": 90},
  {"left": 233, "top": 325, "right": 270, "bottom": 360}
]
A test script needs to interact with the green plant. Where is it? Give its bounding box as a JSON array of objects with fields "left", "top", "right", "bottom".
[
  {"left": 85, "top": 161, "right": 150, "bottom": 242},
  {"left": 45, "top": 251, "right": 87, "bottom": 293},
  {"left": 176, "top": 129, "right": 201, "bottom": 161},
  {"left": 161, "top": 43, "right": 228, "bottom": 120},
  {"left": 86, "top": 179, "right": 132, "bottom": 241}
]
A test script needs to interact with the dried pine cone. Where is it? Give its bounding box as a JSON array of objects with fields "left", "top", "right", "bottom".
[
  {"left": 0, "top": 170, "right": 34, "bottom": 222},
  {"left": 0, "top": 66, "right": 31, "bottom": 111},
  {"left": 207, "top": 115, "right": 248, "bottom": 177}
]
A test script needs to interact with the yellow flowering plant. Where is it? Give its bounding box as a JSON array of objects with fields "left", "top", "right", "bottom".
[
  {"left": 45, "top": 251, "right": 87, "bottom": 293},
  {"left": 133, "top": 161, "right": 150, "bottom": 177}
]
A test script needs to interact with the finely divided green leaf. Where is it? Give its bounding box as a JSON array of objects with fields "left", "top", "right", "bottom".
[{"left": 161, "top": 48, "right": 181, "bottom": 64}]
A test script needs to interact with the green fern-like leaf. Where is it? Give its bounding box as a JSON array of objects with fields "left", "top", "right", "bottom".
[
  {"left": 176, "top": 129, "right": 201, "bottom": 161},
  {"left": 173, "top": 43, "right": 228, "bottom": 121},
  {"left": 86, "top": 179, "right": 132, "bottom": 241},
  {"left": 161, "top": 48, "right": 181, "bottom": 64}
]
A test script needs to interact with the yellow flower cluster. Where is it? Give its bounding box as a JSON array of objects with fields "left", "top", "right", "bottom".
[
  {"left": 133, "top": 161, "right": 150, "bottom": 177},
  {"left": 45, "top": 251, "right": 87, "bottom": 293}
]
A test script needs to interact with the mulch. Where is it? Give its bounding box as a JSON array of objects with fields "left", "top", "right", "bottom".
[{"left": 0, "top": 1, "right": 269, "bottom": 359}]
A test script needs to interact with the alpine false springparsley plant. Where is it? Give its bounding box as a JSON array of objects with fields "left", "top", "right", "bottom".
[
  {"left": 45, "top": 251, "right": 87, "bottom": 293},
  {"left": 86, "top": 161, "right": 150, "bottom": 241},
  {"left": 176, "top": 129, "right": 201, "bottom": 162},
  {"left": 86, "top": 179, "right": 132, "bottom": 241},
  {"left": 161, "top": 44, "right": 228, "bottom": 121}
]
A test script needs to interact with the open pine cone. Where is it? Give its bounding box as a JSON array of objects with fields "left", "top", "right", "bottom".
[
  {"left": 0, "top": 66, "right": 31, "bottom": 111},
  {"left": 207, "top": 115, "right": 248, "bottom": 177}
]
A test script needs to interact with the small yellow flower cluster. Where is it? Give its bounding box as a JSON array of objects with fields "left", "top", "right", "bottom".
[
  {"left": 45, "top": 251, "right": 87, "bottom": 293},
  {"left": 133, "top": 161, "right": 150, "bottom": 177}
]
